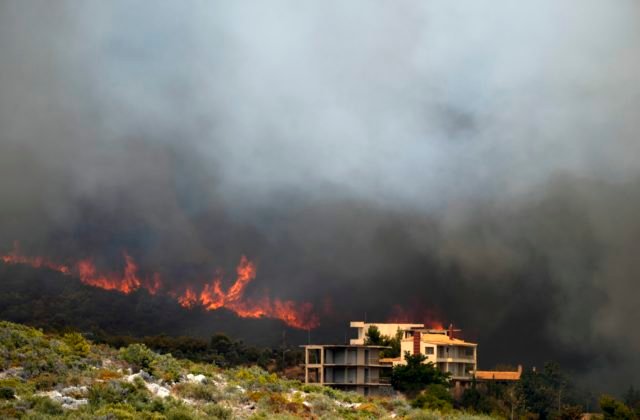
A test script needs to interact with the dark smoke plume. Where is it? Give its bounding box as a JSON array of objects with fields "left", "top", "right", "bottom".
[{"left": 1, "top": 1, "right": 640, "bottom": 393}]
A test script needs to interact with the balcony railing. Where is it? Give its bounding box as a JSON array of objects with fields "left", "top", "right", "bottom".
[{"left": 322, "top": 359, "right": 388, "bottom": 366}]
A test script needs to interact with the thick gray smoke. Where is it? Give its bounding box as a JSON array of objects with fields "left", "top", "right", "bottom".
[{"left": 1, "top": 1, "right": 640, "bottom": 392}]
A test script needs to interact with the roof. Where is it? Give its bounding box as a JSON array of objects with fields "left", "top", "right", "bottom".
[
  {"left": 350, "top": 321, "right": 424, "bottom": 328},
  {"left": 474, "top": 370, "right": 522, "bottom": 381},
  {"left": 405, "top": 333, "right": 477, "bottom": 347},
  {"left": 300, "top": 344, "right": 390, "bottom": 349}
]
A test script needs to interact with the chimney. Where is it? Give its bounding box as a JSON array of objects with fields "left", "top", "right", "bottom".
[
  {"left": 517, "top": 365, "right": 523, "bottom": 374},
  {"left": 413, "top": 331, "right": 421, "bottom": 355},
  {"left": 448, "top": 323, "right": 454, "bottom": 340}
]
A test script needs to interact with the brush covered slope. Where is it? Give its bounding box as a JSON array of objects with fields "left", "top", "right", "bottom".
[
  {"left": 0, "top": 263, "right": 317, "bottom": 347},
  {"left": 0, "top": 320, "right": 499, "bottom": 419}
]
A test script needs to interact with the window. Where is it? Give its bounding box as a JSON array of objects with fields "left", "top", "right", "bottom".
[
  {"left": 465, "top": 347, "right": 474, "bottom": 357},
  {"left": 424, "top": 347, "right": 434, "bottom": 355}
]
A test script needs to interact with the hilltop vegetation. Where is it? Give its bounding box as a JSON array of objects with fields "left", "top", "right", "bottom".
[{"left": 0, "top": 320, "right": 500, "bottom": 419}]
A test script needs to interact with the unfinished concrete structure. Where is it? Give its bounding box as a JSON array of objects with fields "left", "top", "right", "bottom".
[{"left": 302, "top": 344, "right": 391, "bottom": 396}]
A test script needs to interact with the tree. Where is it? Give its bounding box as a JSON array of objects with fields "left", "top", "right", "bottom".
[
  {"left": 364, "top": 326, "right": 402, "bottom": 358},
  {"left": 391, "top": 352, "right": 450, "bottom": 397},
  {"left": 600, "top": 395, "right": 637, "bottom": 420},
  {"left": 624, "top": 386, "right": 640, "bottom": 417},
  {"left": 210, "top": 333, "right": 233, "bottom": 354},
  {"left": 518, "top": 362, "right": 578, "bottom": 419},
  {"left": 461, "top": 378, "right": 493, "bottom": 414},
  {"left": 383, "top": 328, "right": 403, "bottom": 359},
  {"left": 364, "top": 326, "right": 383, "bottom": 345},
  {"left": 559, "top": 404, "right": 585, "bottom": 420}
]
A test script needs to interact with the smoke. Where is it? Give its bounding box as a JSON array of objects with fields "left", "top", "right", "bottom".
[{"left": 1, "top": 1, "right": 640, "bottom": 392}]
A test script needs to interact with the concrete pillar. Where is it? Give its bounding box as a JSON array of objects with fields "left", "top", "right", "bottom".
[
  {"left": 304, "top": 347, "right": 309, "bottom": 383},
  {"left": 320, "top": 347, "right": 324, "bottom": 384}
]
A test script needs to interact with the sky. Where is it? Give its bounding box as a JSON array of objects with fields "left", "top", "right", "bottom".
[{"left": 1, "top": 1, "right": 640, "bottom": 392}]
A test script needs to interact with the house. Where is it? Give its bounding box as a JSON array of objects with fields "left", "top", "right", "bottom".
[
  {"left": 352, "top": 322, "right": 478, "bottom": 378},
  {"left": 349, "top": 322, "right": 478, "bottom": 397},
  {"left": 301, "top": 344, "right": 392, "bottom": 396},
  {"left": 398, "top": 325, "right": 477, "bottom": 380}
]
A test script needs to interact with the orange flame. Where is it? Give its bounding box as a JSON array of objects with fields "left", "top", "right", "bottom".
[
  {"left": 144, "top": 273, "right": 163, "bottom": 296},
  {"left": 1, "top": 242, "right": 71, "bottom": 274},
  {"left": 77, "top": 253, "right": 143, "bottom": 294},
  {"left": 178, "top": 287, "right": 198, "bottom": 308},
  {"left": 176, "top": 256, "right": 320, "bottom": 329},
  {"left": 1, "top": 243, "right": 318, "bottom": 329}
]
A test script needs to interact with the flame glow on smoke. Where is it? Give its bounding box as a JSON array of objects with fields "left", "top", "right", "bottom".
[
  {"left": 387, "top": 304, "right": 444, "bottom": 330},
  {"left": 1, "top": 243, "right": 319, "bottom": 329}
]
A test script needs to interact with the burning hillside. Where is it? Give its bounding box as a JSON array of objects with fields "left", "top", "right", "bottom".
[{"left": 1, "top": 243, "right": 319, "bottom": 330}]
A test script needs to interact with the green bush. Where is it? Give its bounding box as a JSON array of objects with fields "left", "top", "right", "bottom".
[
  {"left": 88, "top": 380, "right": 139, "bottom": 406},
  {"left": 93, "top": 403, "right": 137, "bottom": 420},
  {"left": 0, "top": 378, "right": 33, "bottom": 397},
  {"left": 150, "top": 353, "right": 181, "bottom": 382},
  {"left": 0, "top": 387, "right": 15, "bottom": 399},
  {"left": 119, "top": 343, "right": 156, "bottom": 372},
  {"left": 62, "top": 332, "right": 91, "bottom": 356},
  {"left": 27, "top": 395, "right": 64, "bottom": 416},
  {"left": 173, "top": 382, "right": 220, "bottom": 402},
  {"left": 203, "top": 403, "right": 233, "bottom": 419},
  {"left": 305, "top": 392, "right": 335, "bottom": 416},
  {"left": 411, "top": 384, "right": 454, "bottom": 411},
  {"left": 32, "top": 372, "right": 59, "bottom": 391},
  {"left": 165, "top": 405, "right": 197, "bottom": 420},
  {"left": 600, "top": 394, "right": 636, "bottom": 420},
  {"left": 392, "top": 353, "right": 450, "bottom": 397}
]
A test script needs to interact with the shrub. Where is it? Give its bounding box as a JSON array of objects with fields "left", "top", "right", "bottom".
[
  {"left": 88, "top": 380, "right": 138, "bottom": 406},
  {"left": 165, "top": 405, "right": 197, "bottom": 420},
  {"left": 0, "top": 387, "right": 15, "bottom": 399},
  {"left": 411, "top": 384, "right": 454, "bottom": 411},
  {"left": 356, "top": 401, "right": 386, "bottom": 417},
  {"left": 119, "top": 343, "right": 156, "bottom": 372},
  {"left": 150, "top": 353, "right": 181, "bottom": 382},
  {"left": 305, "top": 393, "right": 335, "bottom": 416},
  {"left": 62, "top": 332, "right": 91, "bottom": 356},
  {"left": 174, "top": 382, "right": 220, "bottom": 402},
  {"left": 203, "top": 403, "right": 233, "bottom": 419},
  {"left": 301, "top": 384, "right": 323, "bottom": 394},
  {"left": 27, "top": 395, "right": 64, "bottom": 416},
  {"left": 93, "top": 403, "right": 137, "bottom": 420},
  {"left": 405, "top": 409, "right": 451, "bottom": 420},
  {"left": 600, "top": 394, "right": 636, "bottom": 420},
  {"left": 256, "top": 392, "right": 291, "bottom": 413},
  {"left": 0, "top": 378, "right": 33, "bottom": 396},
  {"left": 31, "top": 372, "right": 59, "bottom": 390},
  {"left": 95, "top": 368, "right": 123, "bottom": 380}
]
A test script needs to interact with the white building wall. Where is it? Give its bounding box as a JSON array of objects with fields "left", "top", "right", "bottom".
[{"left": 350, "top": 322, "right": 424, "bottom": 345}]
